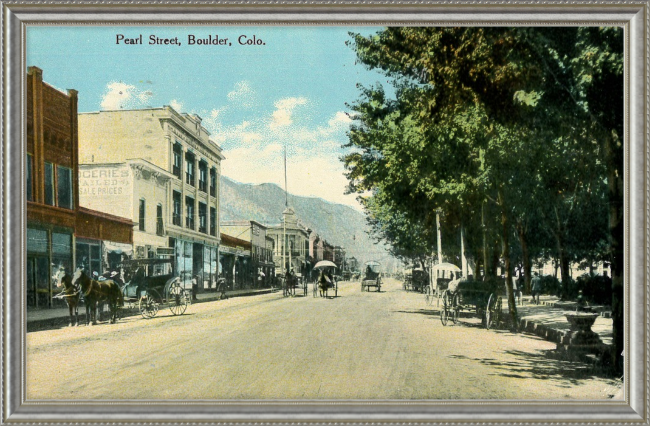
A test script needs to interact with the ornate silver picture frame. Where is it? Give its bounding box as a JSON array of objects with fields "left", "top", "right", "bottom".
[{"left": 2, "top": 1, "right": 647, "bottom": 423}]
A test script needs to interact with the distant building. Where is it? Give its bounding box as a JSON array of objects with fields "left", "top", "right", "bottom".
[
  {"left": 221, "top": 220, "right": 274, "bottom": 288},
  {"left": 78, "top": 106, "right": 225, "bottom": 291},
  {"left": 26, "top": 67, "right": 132, "bottom": 309},
  {"left": 267, "top": 208, "right": 310, "bottom": 277},
  {"left": 219, "top": 233, "right": 251, "bottom": 290}
]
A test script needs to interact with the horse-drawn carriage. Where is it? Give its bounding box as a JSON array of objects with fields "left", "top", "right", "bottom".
[
  {"left": 439, "top": 279, "right": 503, "bottom": 329},
  {"left": 404, "top": 268, "right": 428, "bottom": 293},
  {"left": 361, "top": 261, "right": 382, "bottom": 292},
  {"left": 313, "top": 260, "right": 338, "bottom": 298},
  {"left": 281, "top": 272, "right": 307, "bottom": 297},
  {"left": 424, "top": 262, "right": 462, "bottom": 306},
  {"left": 121, "top": 258, "right": 189, "bottom": 319}
]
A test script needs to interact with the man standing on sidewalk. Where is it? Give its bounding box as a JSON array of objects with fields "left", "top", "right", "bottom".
[{"left": 531, "top": 272, "right": 542, "bottom": 305}]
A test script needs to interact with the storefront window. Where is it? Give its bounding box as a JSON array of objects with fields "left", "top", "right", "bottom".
[{"left": 27, "top": 228, "right": 48, "bottom": 254}]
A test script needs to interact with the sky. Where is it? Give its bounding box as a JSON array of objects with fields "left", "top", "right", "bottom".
[{"left": 27, "top": 26, "right": 391, "bottom": 210}]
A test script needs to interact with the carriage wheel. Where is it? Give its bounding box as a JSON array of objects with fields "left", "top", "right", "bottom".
[
  {"left": 139, "top": 291, "right": 159, "bottom": 319},
  {"left": 451, "top": 293, "right": 460, "bottom": 324},
  {"left": 486, "top": 293, "right": 501, "bottom": 330},
  {"left": 424, "top": 285, "right": 433, "bottom": 306},
  {"left": 440, "top": 290, "right": 450, "bottom": 326},
  {"left": 313, "top": 282, "right": 318, "bottom": 297},
  {"left": 303, "top": 282, "right": 307, "bottom": 297},
  {"left": 168, "top": 284, "right": 188, "bottom": 316},
  {"left": 334, "top": 282, "right": 338, "bottom": 298}
]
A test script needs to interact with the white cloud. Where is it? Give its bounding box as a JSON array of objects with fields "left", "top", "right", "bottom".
[
  {"left": 100, "top": 82, "right": 154, "bottom": 110},
  {"left": 328, "top": 111, "right": 352, "bottom": 128},
  {"left": 169, "top": 99, "right": 184, "bottom": 112},
  {"left": 227, "top": 81, "right": 256, "bottom": 108},
  {"left": 270, "top": 97, "right": 307, "bottom": 130}
]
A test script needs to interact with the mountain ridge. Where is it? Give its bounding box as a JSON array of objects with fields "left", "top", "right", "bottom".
[{"left": 220, "top": 175, "right": 389, "bottom": 266}]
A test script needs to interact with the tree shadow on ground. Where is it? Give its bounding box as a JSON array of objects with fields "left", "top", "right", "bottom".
[{"left": 448, "top": 349, "right": 607, "bottom": 384}]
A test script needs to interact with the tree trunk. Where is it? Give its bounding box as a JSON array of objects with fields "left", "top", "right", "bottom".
[
  {"left": 557, "top": 234, "right": 571, "bottom": 300},
  {"left": 499, "top": 190, "right": 518, "bottom": 331},
  {"left": 605, "top": 131, "right": 624, "bottom": 375},
  {"left": 516, "top": 221, "right": 532, "bottom": 294}
]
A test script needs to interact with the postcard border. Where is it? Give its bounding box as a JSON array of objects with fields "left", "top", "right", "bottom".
[{"left": 3, "top": 1, "right": 648, "bottom": 423}]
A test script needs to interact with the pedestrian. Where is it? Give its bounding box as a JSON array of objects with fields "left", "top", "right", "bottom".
[
  {"left": 191, "top": 274, "right": 199, "bottom": 301},
  {"left": 531, "top": 272, "right": 542, "bottom": 305}
]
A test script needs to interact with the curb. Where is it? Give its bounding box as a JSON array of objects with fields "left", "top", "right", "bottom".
[
  {"left": 27, "top": 288, "right": 277, "bottom": 332},
  {"left": 517, "top": 316, "right": 613, "bottom": 371}
]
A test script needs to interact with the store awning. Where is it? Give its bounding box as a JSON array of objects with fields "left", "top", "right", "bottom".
[{"left": 103, "top": 241, "right": 133, "bottom": 256}]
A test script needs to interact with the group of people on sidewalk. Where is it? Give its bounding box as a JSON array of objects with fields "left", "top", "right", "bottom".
[{"left": 514, "top": 272, "right": 542, "bottom": 305}]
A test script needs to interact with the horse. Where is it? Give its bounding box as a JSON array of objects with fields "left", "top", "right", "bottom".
[
  {"left": 283, "top": 273, "right": 297, "bottom": 297},
  {"left": 71, "top": 268, "right": 124, "bottom": 325},
  {"left": 318, "top": 272, "right": 331, "bottom": 297},
  {"left": 53, "top": 267, "right": 80, "bottom": 327}
]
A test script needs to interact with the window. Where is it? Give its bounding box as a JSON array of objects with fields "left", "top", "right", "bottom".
[
  {"left": 185, "top": 152, "right": 195, "bottom": 186},
  {"left": 27, "top": 154, "right": 33, "bottom": 201},
  {"left": 139, "top": 199, "right": 146, "bottom": 231},
  {"left": 185, "top": 196, "right": 194, "bottom": 229},
  {"left": 44, "top": 162, "right": 54, "bottom": 206},
  {"left": 210, "top": 207, "right": 216, "bottom": 236},
  {"left": 57, "top": 166, "right": 73, "bottom": 209},
  {"left": 172, "top": 191, "right": 182, "bottom": 226},
  {"left": 156, "top": 204, "right": 164, "bottom": 236},
  {"left": 210, "top": 168, "right": 216, "bottom": 197},
  {"left": 198, "top": 161, "right": 207, "bottom": 192},
  {"left": 173, "top": 143, "right": 182, "bottom": 178},
  {"left": 198, "top": 202, "right": 207, "bottom": 233}
]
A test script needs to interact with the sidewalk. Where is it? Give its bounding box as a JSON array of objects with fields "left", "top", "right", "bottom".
[
  {"left": 26, "top": 286, "right": 279, "bottom": 332},
  {"left": 514, "top": 295, "right": 613, "bottom": 368}
]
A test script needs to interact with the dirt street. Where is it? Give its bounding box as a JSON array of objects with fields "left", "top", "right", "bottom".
[{"left": 26, "top": 278, "right": 619, "bottom": 400}]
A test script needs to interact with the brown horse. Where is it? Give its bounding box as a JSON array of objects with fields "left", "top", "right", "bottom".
[
  {"left": 53, "top": 268, "right": 80, "bottom": 327},
  {"left": 71, "top": 268, "right": 124, "bottom": 325}
]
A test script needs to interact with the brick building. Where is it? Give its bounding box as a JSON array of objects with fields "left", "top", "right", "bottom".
[{"left": 26, "top": 67, "right": 133, "bottom": 308}]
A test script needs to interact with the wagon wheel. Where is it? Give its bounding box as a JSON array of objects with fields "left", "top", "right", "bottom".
[
  {"left": 303, "top": 281, "right": 308, "bottom": 297},
  {"left": 282, "top": 279, "right": 289, "bottom": 298},
  {"left": 334, "top": 281, "right": 338, "bottom": 298},
  {"left": 313, "top": 282, "right": 318, "bottom": 298},
  {"left": 139, "top": 289, "right": 160, "bottom": 319},
  {"left": 424, "top": 285, "right": 433, "bottom": 306},
  {"left": 486, "top": 293, "right": 502, "bottom": 330},
  {"left": 168, "top": 283, "right": 188, "bottom": 316},
  {"left": 440, "top": 290, "right": 450, "bottom": 326},
  {"left": 451, "top": 292, "right": 460, "bottom": 324}
]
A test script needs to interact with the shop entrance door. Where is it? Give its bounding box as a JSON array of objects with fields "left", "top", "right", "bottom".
[{"left": 27, "top": 256, "right": 50, "bottom": 308}]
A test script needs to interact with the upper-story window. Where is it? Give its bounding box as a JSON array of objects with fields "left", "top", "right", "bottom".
[
  {"left": 210, "top": 207, "right": 216, "bottom": 236},
  {"left": 27, "top": 154, "right": 33, "bottom": 202},
  {"left": 139, "top": 199, "right": 146, "bottom": 231},
  {"left": 198, "top": 161, "right": 207, "bottom": 192},
  {"left": 185, "top": 152, "right": 195, "bottom": 186},
  {"left": 172, "top": 191, "right": 182, "bottom": 226},
  {"left": 210, "top": 168, "right": 216, "bottom": 197},
  {"left": 156, "top": 204, "right": 164, "bottom": 236},
  {"left": 198, "top": 202, "right": 207, "bottom": 234},
  {"left": 173, "top": 143, "right": 182, "bottom": 178},
  {"left": 44, "top": 162, "right": 54, "bottom": 206},
  {"left": 185, "top": 196, "right": 194, "bottom": 230},
  {"left": 57, "top": 166, "right": 73, "bottom": 209}
]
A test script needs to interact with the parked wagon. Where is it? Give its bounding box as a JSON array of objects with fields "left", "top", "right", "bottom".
[
  {"left": 439, "top": 279, "right": 503, "bottom": 329},
  {"left": 121, "top": 258, "right": 189, "bottom": 319},
  {"left": 281, "top": 272, "right": 307, "bottom": 297},
  {"left": 361, "top": 261, "right": 382, "bottom": 292}
]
